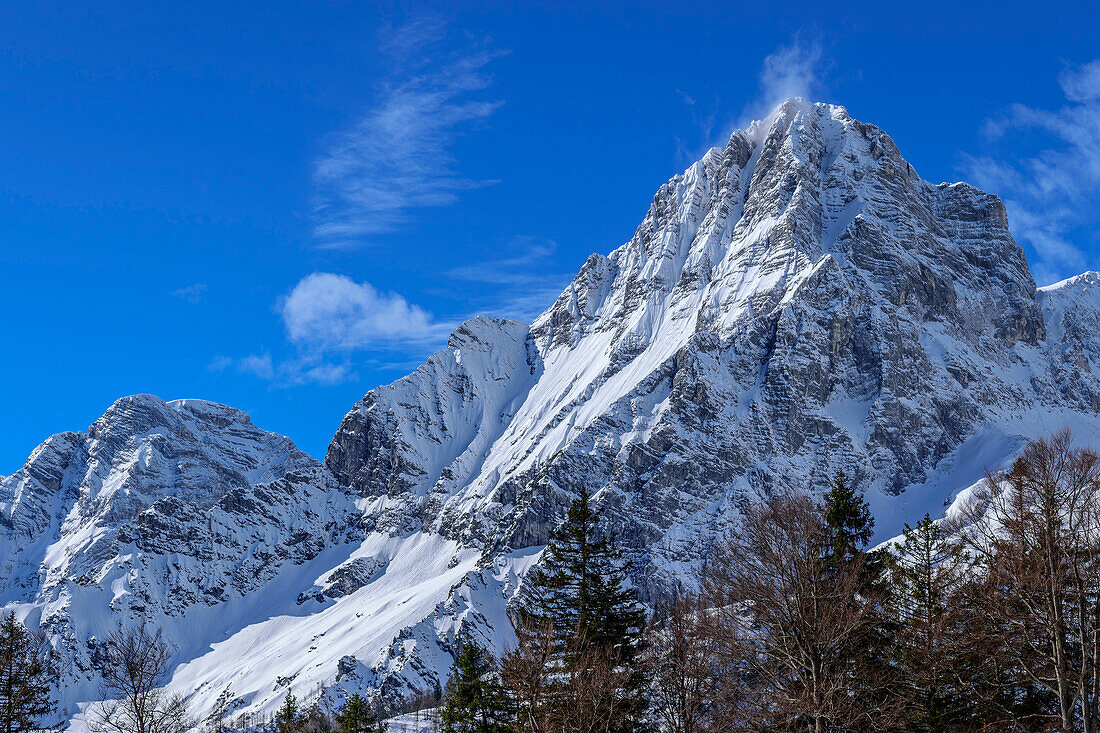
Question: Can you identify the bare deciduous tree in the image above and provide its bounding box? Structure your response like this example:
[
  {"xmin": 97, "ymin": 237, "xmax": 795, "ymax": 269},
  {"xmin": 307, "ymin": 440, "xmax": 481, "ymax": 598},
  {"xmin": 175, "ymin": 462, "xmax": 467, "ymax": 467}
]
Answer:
[
  {"xmin": 501, "ymin": 619, "xmax": 636, "ymax": 733},
  {"xmin": 552, "ymin": 643, "xmax": 633, "ymax": 733},
  {"xmin": 501, "ymin": 622, "xmax": 557, "ymax": 733},
  {"xmin": 92, "ymin": 622, "xmax": 191, "ymax": 733},
  {"xmin": 701, "ymin": 492, "xmax": 893, "ymax": 732},
  {"xmin": 953, "ymin": 429, "xmax": 1100, "ymax": 733},
  {"xmin": 645, "ymin": 595, "xmax": 719, "ymax": 733}
]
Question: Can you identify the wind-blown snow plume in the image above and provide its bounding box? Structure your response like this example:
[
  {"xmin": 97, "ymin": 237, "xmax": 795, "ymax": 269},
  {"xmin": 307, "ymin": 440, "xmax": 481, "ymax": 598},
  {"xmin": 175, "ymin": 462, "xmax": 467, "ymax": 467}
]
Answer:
[
  {"xmin": 759, "ymin": 39, "xmax": 824, "ymax": 107},
  {"xmin": 677, "ymin": 36, "xmax": 828, "ymax": 164},
  {"xmin": 741, "ymin": 37, "xmax": 827, "ymax": 124}
]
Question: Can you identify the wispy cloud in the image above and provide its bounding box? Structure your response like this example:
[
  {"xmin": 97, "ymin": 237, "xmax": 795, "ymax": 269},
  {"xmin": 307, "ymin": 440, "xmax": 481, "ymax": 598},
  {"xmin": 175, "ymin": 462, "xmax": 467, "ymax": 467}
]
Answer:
[
  {"xmin": 235, "ymin": 353, "xmax": 275, "ymax": 380},
  {"xmin": 445, "ymin": 236, "xmax": 570, "ymax": 320},
  {"xmin": 962, "ymin": 59, "xmax": 1100, "ymax": 285},
  {"xmin": 208, "ymin": 352, "xmax": 352, "ymax": 387},
  {"xmin": 311, "ymin": 18, "xmax": 505, "ymax": 247},
  {"xmin": 209, "ymin": 353, "xmax": 274, "ymax": 380},
  {"xmin": 171, "ymin": 283, "xmax": 207, "ymax": 303}
]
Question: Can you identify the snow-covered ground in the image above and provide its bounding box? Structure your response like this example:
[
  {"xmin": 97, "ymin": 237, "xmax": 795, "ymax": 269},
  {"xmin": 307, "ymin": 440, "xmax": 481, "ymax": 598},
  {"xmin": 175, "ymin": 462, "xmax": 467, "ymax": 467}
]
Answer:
[{"xmin": 385, "ymin": 710, "xmax": 438, "ymax": 732}]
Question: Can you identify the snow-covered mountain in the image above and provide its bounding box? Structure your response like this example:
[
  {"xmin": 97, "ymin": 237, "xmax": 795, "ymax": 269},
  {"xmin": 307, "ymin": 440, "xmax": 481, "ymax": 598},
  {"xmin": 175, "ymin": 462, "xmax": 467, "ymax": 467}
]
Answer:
[
  {"xmin": 3, "ymin": 99, "xmax": 1099, "ymax": 724},
  {"xmin": 0, "ymin": 396, "xmax": 366, "ymax": 713},
  {"xmin": 326, "ymin": 99, "xmax": 1100, "ymax": 592}
]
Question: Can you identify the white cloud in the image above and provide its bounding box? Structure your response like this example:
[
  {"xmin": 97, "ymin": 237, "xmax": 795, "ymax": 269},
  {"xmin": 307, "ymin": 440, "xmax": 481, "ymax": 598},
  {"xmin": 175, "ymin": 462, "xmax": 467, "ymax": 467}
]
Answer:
[
  {"xmin": 292, "ymin": 361, "xmax": 352, "ymax": 386},
  {"xmin": 208, "ymin": 271, "xmax": 451, "ymax": 387},
  {"xmin": 171, "ymin": 283, "xmax": 207, "ymax": 303},
  {"xmin": 209, "ymin": 353, "xmax": 274, "ymax": 381},
  {"xmin": 280, "ymin": 272, "xmax": 449, "ymax": 350},
  {"xmin": 210, "ymin": 272, "xmax": 457, "ymax": 388},
  {"xmin": 236, "ymin": 353, "xmax": 275, "ymax": 380},
  {"xmin": 311, "ymin": 18, "xmax": 504, "ymax": 247},
  {"xmin": 962, "ymin": 59, "xmax": 1100, "ymax": 284},
  {"xmin": 1061, "ymin": 59, "xmax": 1100, "ymax": 103}
]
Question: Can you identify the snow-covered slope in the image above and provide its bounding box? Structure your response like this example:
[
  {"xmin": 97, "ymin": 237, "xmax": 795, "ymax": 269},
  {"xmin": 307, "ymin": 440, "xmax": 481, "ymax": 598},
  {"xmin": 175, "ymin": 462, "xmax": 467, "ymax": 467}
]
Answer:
[
  {"xmin": 3, "ymin": 99, "xmax": 1100, "ymax": 725},
  {"xmin": 0, "ymin": 395, "xmax": 531, "ymax": 724},
  {"xmin": 0, "ymin": 395, "xmax": 365, "ymax": 717}
]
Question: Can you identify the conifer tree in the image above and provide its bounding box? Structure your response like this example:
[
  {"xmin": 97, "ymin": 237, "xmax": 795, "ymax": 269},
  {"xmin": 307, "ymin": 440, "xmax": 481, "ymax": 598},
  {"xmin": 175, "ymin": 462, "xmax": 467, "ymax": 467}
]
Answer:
[
  {"xmin": 439, "ymin": 635, "xmax": 509, "ymax": 733},
  {"xmin": 515, "ymin": 486, "xmax": 648, "ymax": 732},
  {"xmin": 821, "ymin": 473, "xmax": 899, "ymax": 727},
  {"xmin": 522, "ymin": 487, "xmax": 646, "ymax": 654},
  {"xmin": 274, "ymin": 692, "xmax": 302, "ymax": 733},
  {"xmin": 335, "ymin": 694, "xmax": 384, "ymax": 733},
  {"xmin": 890, "ymin": 514, "xmax": 972, "ymax": 731},
  {"xmin": 823, "ymin": 470, "xmax": 875, "ymax": 567},
  {"xmin": 0, "ymin": 613, "xmax": 54, "ymax": 733}
]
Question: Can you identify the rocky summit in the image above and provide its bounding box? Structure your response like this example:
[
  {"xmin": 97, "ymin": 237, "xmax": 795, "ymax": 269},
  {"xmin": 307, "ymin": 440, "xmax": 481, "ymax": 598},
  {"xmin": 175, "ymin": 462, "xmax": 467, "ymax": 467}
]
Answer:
[{"xmin": 2, "ymin": 99, "xmax": 1099, "ymax": 723}]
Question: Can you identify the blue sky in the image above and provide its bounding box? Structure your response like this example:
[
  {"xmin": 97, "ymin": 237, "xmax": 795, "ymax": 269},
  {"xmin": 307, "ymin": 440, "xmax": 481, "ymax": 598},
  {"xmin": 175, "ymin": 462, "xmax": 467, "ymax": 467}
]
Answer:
[{"xmin": 2, "ymin": 1, "xmax": 1100, "ymax": 470}]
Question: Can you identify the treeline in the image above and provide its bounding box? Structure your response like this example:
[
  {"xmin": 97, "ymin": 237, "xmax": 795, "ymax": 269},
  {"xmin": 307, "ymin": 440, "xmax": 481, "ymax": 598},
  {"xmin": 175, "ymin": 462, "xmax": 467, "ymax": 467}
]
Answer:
[
  {"xmin": 436, "ymin": 430, "xmax": 1100, "ymax": 732},
  {"xmin": 2, "ymin": 430, "xmax": 1099, "ymax": 732}
]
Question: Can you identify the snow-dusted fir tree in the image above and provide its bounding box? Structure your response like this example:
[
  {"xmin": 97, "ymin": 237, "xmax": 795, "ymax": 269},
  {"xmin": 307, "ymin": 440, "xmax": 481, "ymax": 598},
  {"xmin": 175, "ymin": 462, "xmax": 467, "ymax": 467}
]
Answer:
[{"xmin": 511, "ymin": 487, "xmax": 647, "ymax": 732}]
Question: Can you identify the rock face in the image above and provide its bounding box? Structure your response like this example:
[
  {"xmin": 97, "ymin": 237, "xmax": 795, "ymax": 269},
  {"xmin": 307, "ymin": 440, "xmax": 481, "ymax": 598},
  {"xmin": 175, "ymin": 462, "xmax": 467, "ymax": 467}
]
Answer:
[
  {"xmin": 2, "ymin": 99, "xmax": 1100, "ymax": 724},
  {"xmin": 325, "ymin": 100, "xmax": 1097, "ymax": 596}
]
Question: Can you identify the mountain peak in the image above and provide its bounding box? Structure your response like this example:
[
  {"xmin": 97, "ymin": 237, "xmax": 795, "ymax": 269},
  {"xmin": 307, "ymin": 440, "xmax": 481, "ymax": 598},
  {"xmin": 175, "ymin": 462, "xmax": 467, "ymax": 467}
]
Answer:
[
  {"xmin": 533, "ymin": 96, "xmax": 1039, "ymax": 359},
  {"xmin": 303, "ymin": 98, "xmax": 1100, "ymax": 714}
]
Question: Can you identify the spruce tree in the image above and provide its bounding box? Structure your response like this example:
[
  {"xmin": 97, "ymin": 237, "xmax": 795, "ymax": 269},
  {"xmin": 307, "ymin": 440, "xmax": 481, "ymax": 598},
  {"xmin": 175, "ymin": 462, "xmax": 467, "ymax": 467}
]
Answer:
[
  {"xmin": 891, "ymin": 514, "xmax": 971, "ymax": 731},
  {"xmin": 821, "ymin": 473, "xmax": 898, "ymax": 726},
  {"xmin": 517, "ymin": 486, "xmax": 648, "ymax": 732},
  {"xmin": 274, "ymin": 692, "xmax": 301, "ymax": 733},
  {"xmin": 823, "ymin": 470, "xmax": 875, "ymax": 567},
  {"xmin": 439, "ymin": 635, "xmax": 509, "ymax": 733},
  {"xmin": 335, "ymin": 694, "xmax": 383, "ymax": 733},
  {"xmin": 522, "ymin": 487, "xmax": 646, "ymax": 652},
  {"xmin": 0, "ymin": 613, "xmax": 54, "ymax": 733}
]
